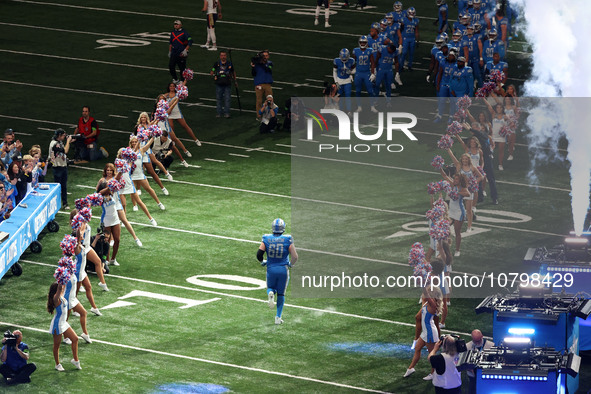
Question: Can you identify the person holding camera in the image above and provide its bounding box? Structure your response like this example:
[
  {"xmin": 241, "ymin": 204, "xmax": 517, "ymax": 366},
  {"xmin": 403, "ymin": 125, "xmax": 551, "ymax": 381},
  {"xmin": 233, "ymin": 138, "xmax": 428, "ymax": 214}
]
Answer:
[
  {"xmin": 49, "ymin": 129, "xmax": 72, "ymax": 209},
  {"xmin": 0, "ymin": 330, "xmax": 36, "ymax": 385},
  {"xmin": 251, "ymin": 50, "xmax": 273, "ymax": 119},
  {"xmin": 0, "ymin": 129, "xmax": 23, "ymax": 168},
  {"xmin": 211, "ymin": 50, "xmax": 236, "ymax": 118},
  {"xmin": 168, "ymin": 20, "xmax": 193, "ymax": 83},
  {"xmin": 428, "ymin": 335, "xmax": 462, "ymax": 394},
  {"xmin": 465, "ymin": 329, "xmax": 492, "ymax": 394},
  {"xmin": 73, "ymin": 106, "xmax": 108, "ymax": 163},
  {"xmin": 259, "ymin": 95, "xmax": 279, "ymax": 134},
  {"xmin": 152, "ymin": 132, "xmax": 175, "ymax": 170}
]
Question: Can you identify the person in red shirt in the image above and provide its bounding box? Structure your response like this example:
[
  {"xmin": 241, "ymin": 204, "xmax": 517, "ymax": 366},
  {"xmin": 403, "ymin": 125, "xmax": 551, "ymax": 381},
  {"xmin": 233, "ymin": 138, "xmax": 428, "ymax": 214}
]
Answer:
[{"xmin": 74, "ymin": 106, "xmax": 108, "ymax": 163}]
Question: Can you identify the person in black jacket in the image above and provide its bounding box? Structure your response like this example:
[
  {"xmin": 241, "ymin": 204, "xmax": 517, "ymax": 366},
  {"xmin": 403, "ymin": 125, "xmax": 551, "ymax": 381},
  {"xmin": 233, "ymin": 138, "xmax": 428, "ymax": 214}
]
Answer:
[{"xmin": 168, "ymin": 19, "xmax": 193, "ymax": 83}]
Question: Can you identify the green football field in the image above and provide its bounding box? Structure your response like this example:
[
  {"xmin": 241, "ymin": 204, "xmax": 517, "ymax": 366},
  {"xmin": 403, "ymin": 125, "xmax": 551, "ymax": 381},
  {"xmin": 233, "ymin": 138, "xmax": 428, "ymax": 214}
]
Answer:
[{"xmin": 0, "ymin": 0, "xmax": 589, "ymax": 392}]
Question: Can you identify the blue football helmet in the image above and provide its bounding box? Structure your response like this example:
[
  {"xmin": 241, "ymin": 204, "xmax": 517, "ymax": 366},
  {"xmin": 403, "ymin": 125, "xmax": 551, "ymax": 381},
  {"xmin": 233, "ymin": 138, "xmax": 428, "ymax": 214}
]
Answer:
[
  {"xmin": 488, "ymin": 28, "xmax": 498, "ymax": 40},
  {"xmin": 407, "ymin": 7, "xmax": 416, "ymax": 18},
  {"xmin": 435, "ymin": 34, "xmax": 445, "ymax": 49},
  {"xmin": 339, "ymin": 48, "xmax": 350, "ymax": 62},
  {"xmin": 453, "ymin": 29, "xmax": 463, "ymax": 40},
  {"xmin": 379, "ymin": 18, "xmax": 388, "ymax": 32},
  {"xmin": 385, "ymin": 12, "xmax": 394, "ymax": 25},
  {"xmin": 359, "ymin": 35, "xmax": 369, "ymax": 49},
  {"xmin": 370, "ymin": 22, "xmax": 380, "ymax": 32},
  {"xmin": 473, "ymin": 22, "xmax": 482, "ymax": 33},
  {"xmin": 441, "ymin": 32, "xmax": 449, "ymax": 42},
  {"xmin": 272, "ymin": 218, "xmax": 285, "ymax": 234},
  {"xmin": 473, "ymin": 0, "xmax": 481, "ymax": 9},
  {"xmin": 393, "ymin": 1, "xmax": 402, "ymax": 12},
  {"xmin": 460, "ymin": 12, "xmax": 471, "ymax": 25}
]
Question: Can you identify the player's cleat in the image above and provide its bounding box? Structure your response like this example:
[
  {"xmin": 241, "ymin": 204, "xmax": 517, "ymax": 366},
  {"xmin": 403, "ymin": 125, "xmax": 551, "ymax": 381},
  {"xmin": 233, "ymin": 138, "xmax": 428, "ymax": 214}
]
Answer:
[
  {"xmin": 98, "ymin": 282, "xmax": 110, "ymax": 291},
  {"xmin": 81, "ymin": 333, "xmax": 92, "ymax": 344},
  {"xmin": 275, "ymin": 316, "xmax": 284, "ymax": 325},
  {"xmin": 314, "ymin": 19, "xmax": 319, "ymax": 26},
  {"xmin": 100, "ymin": 147, "xmax": 109, "ymax": 158},
  {"xmin": 184, "ymin": 150, "xmax": 192, "ymax": 158},
  {"xmin": 63, "ymin": 337, "xmax": 72, "ymax": 345},
  {"xmin": 71, "ymin": 359, "xmax": 82, "ymax": 370},
  {"xmin": 150, "ymin": 218, "xmax": 158, "ymax": 227},
  {"xmin": 137, "ymin": 189, "xmax": 142, "ymax": 196},
  {"xmin": 439, "ymin": 322, "xmax": 446, "ymax": 328},
  {"xmin": 395, "ymin": 72, "xmax": 403, "ymax": 85},
  {"xmin": 135, "ymin": 238, "xmax": 143, "ymax": 247},
  {"xmin": 195, "ymin": 139, "xmax": 202, "ymax": 146},
  {"xmin": 162, "ymin": 187, "xmax": 169, "ymax": 196},
  {"xmin": 72, "ymin": 311, "xmax": 80, "ymax": 317},
  {"xmin": 90, "ymin": 308, "xmax": 102, "ymax": 316},
  {"xmin": 180, "ymin": 160, "xmax": 189, "ymax": 168},
  {"xmin": 403, "ymin": 368, "xmax": 415, "ymax": 377},
  {"xmin": 208, "ymin": 46, "xmax": 218, "ymax": 51},
  {"xmin": 423, "ymin": 373, "xmax": 433, "ymax": 381},
  {"xmin": 454, "ymin": 250, "xmax": 461, "ymax": 257},
  {"xmin": 55, "ymin": 363, "xmax": 65, "ymax": 372},
  {"xmin": 158, "ymin": 203, "xmax": 166, "ymax": 210},
  {"xmin": 110, "ymin": 259, "xmax": 120, "ymax": 266},
  {"xmin": 268, "ymin": 292, "xmax": 275, "ymax": 308},
  {"xmin": 132, "ymin": 205, "xmax": 138, "ymax": 211}
]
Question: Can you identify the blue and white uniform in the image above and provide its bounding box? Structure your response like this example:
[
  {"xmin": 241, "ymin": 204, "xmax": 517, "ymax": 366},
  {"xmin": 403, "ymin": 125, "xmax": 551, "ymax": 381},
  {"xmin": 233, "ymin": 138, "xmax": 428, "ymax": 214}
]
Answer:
[
  {"xmin": 101, "ymin": 194, "xmax": 121, "ymax": 227},
  {"xmin": 450, "ymin": 64, "xmax": 474, "ymax": 98},
  {"xmin": 491, "ymin": 116, "xmax": 505, "ymax": 143},
  {"xmin": 460, "ymin": 168, "xmax": 474, "ymax": 201},
  {"xmin": 482, "ymin": 39, "xmax": 504, "ymax": 63},
  {"xmin": 440, "ymin": 264, "xmax": 451, "ymax": 296},
  {"xmin": 64, "ymin": 274, "xmax": 79, "ymax": 310},
  {"xmin": 119, "ymin": 170, "xmax": 136, "ymax": 195},
  {"xmin": 399, "ymin": 15, "xmax": 419, "ymax": 72},
  {"xmin": 448, "ymin": 189, "xmax": 466, "ymax": 221},
  {"xmin": 462, "ymin": 34, "xmax": 483, "ymax": 87},
  {"xmin": 49, "ymin": 295, "xmax": 70, "ymax": 335},
  {"xmin": 469, "ymin": 151, "xmax": 481, "ymax": 168},
  {"xmin": 437, "ymin": 3, "xmax": 448, "ymax": 33},
  {"xmin": 420, "ymin": 302, "xmax": 438, "ymax": 343},
  {"xmin": 333, "ymin": 56, "xmax": 355, "ymax": 112},
  {"xmin": 75, "ymin": 250, "xmax": 87, "ymax": 282},
  {"xmin": 375, "ymin": 45, "xmax": 397, "ymax": 101},
  {"xmin": 437, "ymin": 57, "xmax": 456, "ymax": 117},
  {"xmin": 167, "ymin": 96, "xmax": 183, "ymax": 120},
  {"xmin": 352, "ymin": 47, "xmax": 375, "ymax": 104},
  {"xmin": 263, "ymin": 233, "xmax": 293, "ymax": 295},
  {"xmin": 130, "ymin": 151, "xmax": 146, "ymax": 181}
]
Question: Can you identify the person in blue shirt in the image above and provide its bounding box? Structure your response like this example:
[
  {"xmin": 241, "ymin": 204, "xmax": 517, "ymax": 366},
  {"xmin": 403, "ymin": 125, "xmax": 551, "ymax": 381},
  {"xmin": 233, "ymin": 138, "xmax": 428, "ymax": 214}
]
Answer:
[
  {"xmin": 374, "ymin": 44, "xmax": 400, "ymax": 105},
  {"xmin": 484, "ymin": 52, "xmax": 508, "ymax": 84},
  {"xmin": 480, "ymin": 29, "xmax": 505, "ymax": 67},
  {"xmin": 435, "ymin": 48, "xmax": 457, "ymax": 122},
  {"xmin": 168, "ymin": 19, "xmax": 193, "ymax": 83},
  {"xmin": 462, "ymin": 25, "xmax": 483, "ymax": 88},
  {"xmin": 452, "ymin": 13, "xmax": 470, "ymax": 37},
  {"xmin": 456, "ymin": 0, "xmax": 470, "ymax": 16},
  {"xmin": 450, "ymin": 56, "xmax": 474, "ymax": 100},
  {"xmin": 352, "ymin": 36, "xmax": 376, "ymax": 111},
  {"xmin": 384, "ymin": 14, "xmax": 403, "ymax": 50},
  {"xmin": 392, "ymin": 1, "xmax": 406, "ymax": 24},
  {"xmin": 333, "ymin": 48, "xmax": 356, "ymax": 113},
  {"xmin": 436, "ymin": 0, "xmax": 448, "ymax": 34},
  {"xmin": 257, "ymin": 218, "xmax": 298, "ymax": 325},
  {"xmin": 487, "ymin": 8, "xmax": 509, "ymax": 51},
  {"xmin": 0, "ymin": 330, "xmax": 36, "ymax": 385},
  {"xmin": 399, "ymin": 7, "xmax": 419, "ymax": 72},
  {"xmin": 427, "ymin": 35, "xmax": 446, "ymax": 84},
  {"xmin": 367, "ymin": 22, "xmax": 382, "ymax": 62},
  {"xmin": 448, "ymin": 30, "xmax": 463, "ymax": 53}
]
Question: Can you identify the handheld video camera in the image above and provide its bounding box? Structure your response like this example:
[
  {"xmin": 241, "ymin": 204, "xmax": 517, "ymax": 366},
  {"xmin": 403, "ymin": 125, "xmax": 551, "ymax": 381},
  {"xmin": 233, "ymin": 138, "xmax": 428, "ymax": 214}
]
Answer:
[
  {"xmin": 3, "ymin": 330, "xmax": 17, "ymax": 348},
  {"xmin": 251, "ymin": 51, "xmax": 265, "ymax": 64},
  {"xmin": 440, "ymin": 334, "xmax": 467, "ymax": 353}
]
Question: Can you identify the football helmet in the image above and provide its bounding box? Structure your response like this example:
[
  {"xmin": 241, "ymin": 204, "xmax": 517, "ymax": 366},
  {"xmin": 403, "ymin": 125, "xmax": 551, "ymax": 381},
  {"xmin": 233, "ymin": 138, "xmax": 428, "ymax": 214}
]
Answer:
[
  {"xmin": 393, "ymin": 1, "xmax": 403, "ymax": 12},
  {"xmin": 370, "ymin": 22, "xmax": 380, "ymax": 32},
  {"xmin": 460, "ymin": 12, "xmax": 471, "ymax": 25},
  {"xmin": 385, "ymin": 12, "xmax": 394, "ymax": 25},
  {"xmin": 473, "ymin": 0, "xmax": 481, "ymax": 9},
  {"xmin": 488, "ymin": 28, "xmax": 498, "ymax": 40},
  {"xmin": 435, "ymin": 34, "xmax": 445, "ymax": 49},
  {"xmin": 407, "ymin": 7, "xmax": 416, "ymax": 18},
  {"xmin": 453, "ymin": 29, "xmax": 463, "ymax": 40},
  {"xmin": 339, "ymin": 48, "xmax": 350, "ymax": 62},
  {"xmin": 436, "ymin": 0, "xmax": 446, "ymax": 5},
  {"xmin": 448, "ymin": 46, "xmax": 459, "ymax": 58},
  {"xmin": 379, "ymin": 18, "xmax": 388, "ymax": 32},
  {"xmin": 441, "ymin": 32, "xmax": 449, "ymax": 42},
  {"xmin": 473, "ymin": 22, "xmax": 482, "ymax": 33},
  {"xmin": 359, "ymin": 35, "xmax": 369, "ymax": 49},
  {"xmin": 272, "ymin": 218, "xmax": 285, "ymax": 234}
]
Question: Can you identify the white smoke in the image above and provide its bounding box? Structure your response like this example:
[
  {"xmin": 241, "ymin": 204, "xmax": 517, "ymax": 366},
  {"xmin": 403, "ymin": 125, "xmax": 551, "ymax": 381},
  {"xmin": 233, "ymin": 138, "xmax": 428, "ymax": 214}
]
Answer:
[{"xmin": 513, "ymin": 0, "xmax": 591, "ymax": 235}]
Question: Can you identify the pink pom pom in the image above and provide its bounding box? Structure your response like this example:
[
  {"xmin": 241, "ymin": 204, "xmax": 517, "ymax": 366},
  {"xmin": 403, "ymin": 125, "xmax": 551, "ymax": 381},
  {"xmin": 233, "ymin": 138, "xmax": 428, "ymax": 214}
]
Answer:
[
  {"xmin": 79, "ymin": 207, "xmax": 92, "ymax": 223},
  {"xmin": 408, "ymin": 242, "xmax": 425, "ymax": 267},
  {"xmin": 148, "ymin": 124, "xmax": 163, "ymax": 138},
  {"xmin": 60, "ymin": 234, "xmax": 78, "ymax": 256},
  {"xmin": 54, "ymin": 266, "xmax": 71, "ymax": 285},
  {"xmin": 136, "ymin": 127, "xmax": 150, "ymax": 142},
  {"xmin": 499, "ymin": 125, "xmax": 514, "ymax": 138},
  {"xmin": 453, "ymin": 109, "xmax": 467, "ymax": 122},
  {"xmin": 446, "ymin": 121, "xmax": 463, "ymax": 136},
  {"xmin": 427, "ymin": 182, "xmax": 438, "ymax": 195},
  {"xmin": 477, "ymin": 166, "xmax": 486, "ymax": 178},
  {"xmin": 182, "ymin": 68, "xmax": 194, "ymax": 81},
  {"xmin": 438, "ymin": 180, "xmax": 451, "ymax": 193},
  {"xmin": 107, "ymin": 178, "xmax": 124, "ymax": 193},
  {"xmin": 120, "ymin": 147, "xmax": 139, "ymax": 163},
  {"xmin": 58, "ymin": 256, "xmax": 76, "ymax": 274},
  {"xmin": 429, "ymin": 218, "xmax": 450, "ymax": 240},
  {"xmin": 176, "ymin": 85, "xmax": 189, "ymax": 101},
  {"xmin": 157, "ymin": 99, "xmax": 169, "ymax": 112},
  {"xmin": 448, "ymin": 189, "xmax": 459, "ymax": 201},
  {"xmin": 457, "ymin": 95, "xmax": 472, "ymax": 110},
  {"xmin": 431, "ymin": 155, "xmax": 445, "ymax": 170},
  {"xmin": 71, "ymin": 214, "xmax": 83, "ymax": 230},
  {"xmin": 86, "ymin": 193, "xmax": 104, "ymax": 207},
  {"xmin": 437, "ymin": 135, "xmax": 454, "ymax": 150},
  {"xmin": 434, "ymin": 197, "xmax": 447, "ymax": 209},
  {"xmin": 467, "ymin": 175, "xmax": 479, "ymax": 193},
  {"xmin": 75, "ymin": 198, "xmax": 91, "ymax": 211},
  {"xmin": 114, "ymin": 159, "xmax": 130, "ymax": 174},
  {"xmin": 426, "ymin": 205, "xmax": 445, "ymax": 221},
  {"xmin": 489, "ymin": 70, "xmax": 505, "ymax": 83}
]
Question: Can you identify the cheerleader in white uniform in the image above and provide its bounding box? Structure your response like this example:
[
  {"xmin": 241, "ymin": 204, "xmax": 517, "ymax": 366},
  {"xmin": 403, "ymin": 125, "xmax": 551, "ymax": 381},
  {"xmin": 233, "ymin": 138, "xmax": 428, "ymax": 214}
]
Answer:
[
  {"xmin": 100, "ymin": 163, "xmax": 142, "ymax": 247},
  {"xmin": 164, "ymin": 82, "xmax": 202, "ymax": 153},
  {"xmin": 446, "ymin": 149, "xmax": 484, "ymax": 233},
  {"xmin": 440, "ymin": 169, "xmax": 470, "ymax": 257},
  {"xmin": 484, "ymin": 99, "xmax": 508, "ymax": 171},
  {"xmin": 97, "ymin": 179, "xmax": 122, "ymax": 266},
  {"xmin": 48, "ymin": 282, "xmax": 81, "ymax": 371},
  {"xmin": 134, "ymin": 112, "xmax": 172, "ymax": 195},
  {"xmin": 129, "ymin": 136, "xmax": 161, "ymax": 226},
  {"xmin": 156, "ymin": 94, "xmax": 189, "ymax": 167},
  {"xmin": 503, "ymin": 95, "xmax": 519, "ymax": 161}
]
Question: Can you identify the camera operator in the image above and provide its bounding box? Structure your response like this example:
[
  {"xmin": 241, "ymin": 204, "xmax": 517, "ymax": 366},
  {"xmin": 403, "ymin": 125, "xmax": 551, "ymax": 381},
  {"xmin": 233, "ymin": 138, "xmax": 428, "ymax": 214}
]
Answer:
[
  {"xmin": 465, "ymin": 329, "xmax": 492, "ymax": 394},
  {"xmin": 1, "ymin": 330, "xmax": 36, "ymax": 385},
  {"xmin": 251, "ymin": 50, "xmax": 273, "ymax": 119},
  {"xmin": 259, "ymin": 95, "xmax": 279, "ymax": 134},
  {"xmin": 152, "ymin": 131, "xmax": 174, "ymax": 171},
  {"xmin": 428, "ymin": 335, "xmax": 462, "ymax": 394},
  {"xmin": 89, "ymin": 224, "xmax": 110, "ymax": 274},
  {"xmin": 0, "ymin": 129, "xmax": 23, "ymax": 168},
  {"xmin": 73, "ymin": 106, "xmax": 108, "ymax": 163},
  {"xmin": 48, "ymin": 129, "xmax": 72, "ymax": 209}
]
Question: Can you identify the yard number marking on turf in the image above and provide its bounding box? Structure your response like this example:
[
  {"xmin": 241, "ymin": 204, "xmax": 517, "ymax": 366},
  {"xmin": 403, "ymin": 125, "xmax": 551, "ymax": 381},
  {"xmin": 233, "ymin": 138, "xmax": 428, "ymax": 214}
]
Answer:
[{"xmin": 101, "ymin": 289, "xmax": 221, "ymax": 310}]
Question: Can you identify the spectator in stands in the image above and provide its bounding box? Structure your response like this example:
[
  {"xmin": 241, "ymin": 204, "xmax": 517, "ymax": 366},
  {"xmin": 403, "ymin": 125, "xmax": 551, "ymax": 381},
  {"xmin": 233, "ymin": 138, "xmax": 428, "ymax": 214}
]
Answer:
[
  {"xmin": 465, "ymin": 329, "xmax": 493, "ymax": 393},
  {"xmin": 28, "ymin": 146, "xmax": 48, "ymax": 183},
  {"xmin": 0, "ymin": 330, "xmax": 36, "ymax": 385},
  {"xmin": 73, "ymin": 106, "xmax": 108, "ymax": 163},
  {"xmin": 0, "ymin": 129, "xmax": 23, "ymax": 168},
  {"xmin": 251, "ymin": 50, "xmax": 273, "ymax": 119},
  {"xmin": 0, "ymin": 183, "xmax": 13, "ymax": 223},
  {"xmin": 259, "ymin": 95, "xmax": 279, "ymax": 134},
  {"xmin": 7, "ymin": 162, "xmax": 26, "ymax": 204},
  {"xmin": 48, "ymin": 129, "xmax": 72, "ymax": 209}
]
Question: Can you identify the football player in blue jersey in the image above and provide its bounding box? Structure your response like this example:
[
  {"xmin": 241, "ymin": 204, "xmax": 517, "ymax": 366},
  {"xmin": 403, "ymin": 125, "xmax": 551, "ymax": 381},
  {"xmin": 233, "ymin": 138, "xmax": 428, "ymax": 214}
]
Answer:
[
  {"xmin": 468, "ymin": 0, "xmax": 486, "ymax": 28},
  {"xmin": 333, "ymin": 48, "xmax": 356, "ymax": 113},
  {"xmin": 427, "ymin": 35, "xmax": 446, "ymax": 84},
  {"xmin": 399, "ymin": 7, "xmax": 419, "ymax": 72},
  {"xmin": 480, "ymin": 29, "xmax": 505, "ymax": 67},
  {"xmin": 374, "ymin": 44, "xmax": 400, "ymax": 105},
  {"xmin": 435, "ymin": 47, "xmax": 457, "ymax": 122},
  {"xmin": 352, "ymin": 36, "xmax": 376, "ymax": 112},
  {"xmin": 462, "ymin": 24, "xmax": 483, "ymax": 88},
  {"xmin": 450, "ymin": 56, "xmax": 474, "ymax": 100},
  {"xmin": 314, "ymin": 0, "xmax": 331, "ymax": 28},
  {"xmin": 452, "ymin": 12, "xmax": 470, "ymax": 37},
  {"xmin": 484, "ymin": 52, "xmax": 508, "ymax": 84},
  {"xmin": 487, "ymin": 8, "xmax": 509, "ymax": 48},
  {"xmin": 384, "ymin": 13, "xmax": 403, "ymax": 50},
  {"xmin": 472, "ymin": 21, "xmax": 485, "ymax": 42},
  {"xmin": 436, "ymin": 0, "xmax": 448, "ymax": 34},
  {"xmin": 449, "ymin": 29, "xmax": 463, "ymax": 53},
  {"xmin": 392, "ymin": 1, "xmax": 406, "ymax": 24},
  {"xmin": 457, "ymin": 0, "xmax": 470, "ymax": 16},
  {"xmin": 257, "ymin": 218, "xmax": 298, "ymax": 325}
]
